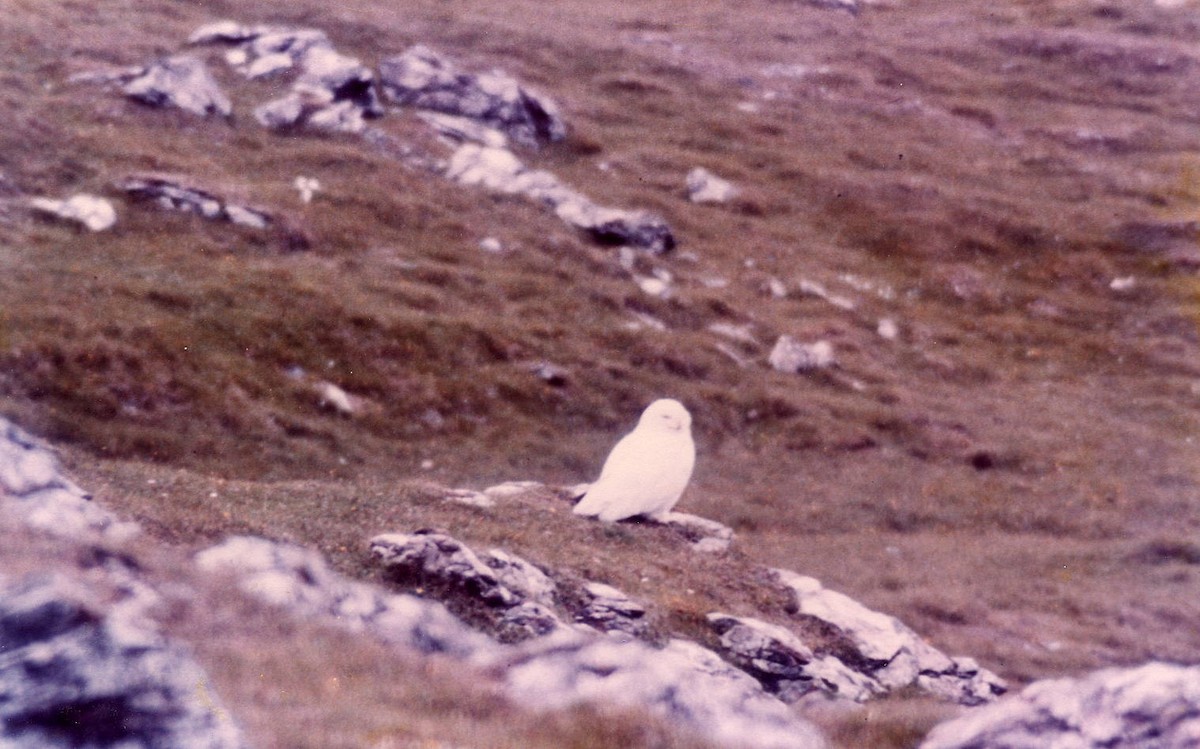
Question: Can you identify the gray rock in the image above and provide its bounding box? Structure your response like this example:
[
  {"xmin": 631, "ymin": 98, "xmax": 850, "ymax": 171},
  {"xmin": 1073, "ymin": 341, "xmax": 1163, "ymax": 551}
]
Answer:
[
  {"xmin": 445, "ymin": 143, "xmax": 675, "ymax": 253},
  {"xmin": 419, "ymin": 111, "xmax": 509, "ymax": 148},
  {"xmin": 577, "ymin": 581, "xmax": 648, "ymax": 635},
  {"xmin": 768, "ymin": 336, "xmax": 835, "ymax": 373},
  {"xmin": 0, "ymin": 573, "xmax": 248, "ymax": 749},
  {"xmin": 380, "ymin": 45, "xmax": 566, "ymax": 148},
  {"xmin": 921, "ymin": 662, "xmax": 1200, "ymax": 749},
  {"xmin": 773, "ymin": 569, "xmax": 1006, "ymax": 705},
  {"xmin": 116, "ymin": 175, "xmax": 272, "ymax": 229},
  {"xmin": 370, "ymin": 530, "xmax": 520, "ymax": 607},
  {"xmin": 481, "ymin": 548, "xmax": 558, "ymax": 607},
  {"xmin": 501, "ymin": 632, "xmax": 828, "ymax": 749},
  {"xmin": 122, "ymin": 55, "xmax": 232, "ymax": 118},
  {"xmin": 686, "ymin": 167, "xmax": 738, "ymax": 204},
  {"xmin": 708, "ymin": 612, "xmax": 880, "ymax": 703},
  {"xmin": 662, "ymin": 511, "xmax": 735, "ymax": 553},
  {"xmin": 0, "ymin": 418, "xmax": 137, "ymax": 542},
  {"xmin": 196, "ymin": 535, "xmax": 489, "ymax": 658},
  {"xmin": 28, "ymin": 194, "xmax": 117, "ymax": 232}
]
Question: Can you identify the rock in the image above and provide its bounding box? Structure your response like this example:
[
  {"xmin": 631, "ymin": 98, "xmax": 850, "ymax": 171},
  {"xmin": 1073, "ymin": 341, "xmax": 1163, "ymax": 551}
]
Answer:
[
  {"xmin": 0, "ymin": 573, "xmax": 248, "ymax": 749},
  {"xmin": 28, "ymin": 194, "xmax": 116, "ymax": 232},
  {"xmin": 921, "ymin": 662, "xmax": 1200, "ymax": 749},
  {"xmin": 0, "ymin": 418, "xmax": 137, "ymax": 542},
  {"xmin": 877, "ymin": 318, "xmax": 900, "ymax": 340},
  {"xmin": 445, "ymin": 143, "xmax": 675, "ymax": 253},
  {"xmin": 482, "ymin": 480, "xmax": 545, "ymax": 499},
  {"xmin": 370, "ymin": 530, "xmax": 522, "ymax": 607},
  {"xmin": 501, "ymin": 632, "xmax": 828, "ymax": 749},
  {"xmin": 122, "ymin": 55, "xmax": 232, "ymax": 117},
  {"xmin": 419, "ymin": 111, "xmax": 509, "ymax": 148},
  {"xmin": 686, "ymin": 167, "xmax": 739, "ymax": 204},
  {"xmin": 773, "ymin": 569, "xmax": 1006, "ymax": 705},
  {"xmin": 442, "ymin": 488, "xmax": 496, "ymax": 509},
  {"xmin": 769, "ymin": 336, "xmax": 835, "ymax": 373},
  {"xmin": 482, "ymin": 548, "xmax": 558, "ymax": 607},
  {"xmin": 315, "ymin": 381, "xmax": 356, "ymax": 415},
  {"xmin": 380, "ymin": 45, "xmax": 566, "ymax": 148},
  {"xmin": 662, "ymin": 511, "xmax": 736, "ymax": 553},
  {"xmin": 708, "ymin": 612, "xmax": 880, "ymax": 703},
  {"xmin": 576, "ymin": 582, "xmax": 648, "ymax": 635},
  {"xmin": 116, "ymin": 175, "xmax": 273, "ymax": 229},
  {"xmin": 294, "ymin": 175, "xmax": 320, "ymax": 203},
  {"xmin": 196, "ymin": 536, "xmax": 490, "ymax": 658}
]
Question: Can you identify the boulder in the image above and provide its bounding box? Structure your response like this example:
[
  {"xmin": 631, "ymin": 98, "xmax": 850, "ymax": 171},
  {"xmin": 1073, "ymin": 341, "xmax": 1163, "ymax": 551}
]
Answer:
[
  {"xmin": 28, "ymin": 194, "xmax": 116, "ymax": 232},
  {"xmin": 380, "ymin": 45, "xmax": 567, "ymax": 148},
  {"xmin": 196, "ymin": 536, "xmax": 490, "ymax": 658},
  {"xmin": 0, "ymin": 418, "xmax": 137, "ymax": 542},
  {"xmin": 686, "ymin": 167, "xmax": 739, "ymax": 204},
  {"xmin": 576, "ymin": 581, "xmax": 649, "ymax": 635},
  {"xmin": 502, "ymin": 632, "xmax": 828, "ymax": 749},
  {"xmin": 773, "ymin": 569, "xmax": 1006, "ymax": 705},
  {"xmin": 921, "ymin": 662, "xmax": 1200, "ymax": 749},
  {"xmin": 122, "ymin": 55, "xmax": 232, "ymax": 118},
  {"xmin": 662, "ymin": 511, "xmax": 736, "ymax": 553},
  {"xmin": 0, "ymin": 573, "xmax": 248, "ymax": 749}
]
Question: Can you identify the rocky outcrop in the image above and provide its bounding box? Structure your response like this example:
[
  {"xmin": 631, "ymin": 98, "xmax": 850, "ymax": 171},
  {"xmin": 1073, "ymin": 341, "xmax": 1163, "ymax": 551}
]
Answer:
[
  {"xmin": 502, "ymin": 633, "xmax": 828, "ymax": 749},
  {"xmin": 0, "ymin": 418, "xmax": 136, "ymax": 542},
  {"xmin": 921, "ymin": 662, "xmax": 1200, "ymax": 749},
  {"xmin": 380, "ymin": 45, "xmax": 566, "ymax": 149},
  {"xmin": 122, "ymin": 55, "xmax": 232, "ymax": 118},
  {"xmin": 115, "ymin": 175, "xmax": 273, "ymax": 230},
  {"xmin": 769, "ymin": 336, "xmax": 836, "ymax": 373},
  {"xmin": 0, "ymin": 573, "xmax": 247, "ymax": 749},
  {"xmin": 195, "ymin": 535, "xmax": 490, "ymax": 658},
  {"xmin": 446, "ymin": 143, "xmax": 675, "ymax": 253},
  {"xmin": 28, "ymin": 194, "xmax": 117, "ymax": 232},
  {"xmin": 773, "ymin": 570, "xmax": 1006, "ymax": 705}
]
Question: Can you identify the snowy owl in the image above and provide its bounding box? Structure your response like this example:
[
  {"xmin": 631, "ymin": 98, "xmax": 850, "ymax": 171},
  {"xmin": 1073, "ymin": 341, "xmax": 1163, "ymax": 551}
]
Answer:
[{"xmin": 573, "ymin": 399, "xmax": 695, "ymax": 522}]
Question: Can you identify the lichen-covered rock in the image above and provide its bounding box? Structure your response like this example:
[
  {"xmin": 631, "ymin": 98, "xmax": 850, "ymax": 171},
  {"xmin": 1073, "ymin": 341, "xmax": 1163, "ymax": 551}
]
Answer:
[
  {"xmin": 501, "ymin": 632, "xmax": 828, "ymax": 749},
  {"xmin": 380, "ymin": 45, "xmax": 566, "ymax": 148},
  {"xmin": 116, "ymin": 175, "xmax": 273, "ymax": 229},
  {"xmin": 28, "ymin": 194, "xmax": 117, "ymax": 232},
  {"xmin": 662, "ymin": 511, "xmax": 736, "ymax": 553},
  {"xmin": 0, "ymin": 573, "xmax": 248, "ymax": 749},
  {"xmin": 773, "ymin": 569, "xmax": 1006, "ymax": 705},
  {"xmin": 708, "ymin": 612, "xmax": 880, "ymax": 703},
  {"xmin": 0, "ymin": 418, "xmax": 136, "ymax": 542},
  {"xmin": 921, "ymin": 662, "xmax": 1200, "ymax": 749},
  {"xmin": 196, "ymin": 535, "xmax": 490, "ymax": 658},
  {"xmin": 122, "ymin": 55, "xmax": 232, "ymax": 117},
  {"xmin": 445, "ymin": 143, "xmax": 675, "ymax": 253},
  {"xmin": 370, "ymin": 530, "xmax": 522, "ymax": 607}
]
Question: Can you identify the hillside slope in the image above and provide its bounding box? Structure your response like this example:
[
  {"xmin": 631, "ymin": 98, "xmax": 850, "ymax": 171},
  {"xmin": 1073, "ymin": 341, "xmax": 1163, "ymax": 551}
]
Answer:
[{"xmin": 3, "ymin": 0, "xmax": 1200, "ymax": 746}]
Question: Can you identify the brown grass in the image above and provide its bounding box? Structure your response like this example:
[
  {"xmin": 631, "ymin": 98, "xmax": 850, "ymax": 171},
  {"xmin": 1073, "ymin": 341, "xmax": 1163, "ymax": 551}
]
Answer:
[{"xmin": 4, "ymin": 0, "xmax": 1200, "ymax": 746}]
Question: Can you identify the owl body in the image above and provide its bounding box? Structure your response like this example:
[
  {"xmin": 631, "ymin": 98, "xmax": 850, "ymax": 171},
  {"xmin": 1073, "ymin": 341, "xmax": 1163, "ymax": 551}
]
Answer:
[{"xmin": 573, "ymin": 399, "xmax": 695, "ymax": 522}]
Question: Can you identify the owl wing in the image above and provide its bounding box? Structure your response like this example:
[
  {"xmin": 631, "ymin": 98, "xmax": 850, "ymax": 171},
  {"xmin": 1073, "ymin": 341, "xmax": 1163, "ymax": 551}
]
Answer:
[{"xmin": 573, "ymin": 429, "xmax": 693, "ymax": 521}]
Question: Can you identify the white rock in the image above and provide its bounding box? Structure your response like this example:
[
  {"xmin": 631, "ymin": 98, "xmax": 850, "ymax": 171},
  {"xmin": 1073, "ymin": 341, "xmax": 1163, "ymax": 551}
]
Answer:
[
  {"xmin": 29, "ymin": 194, "xmax": 117, "ymax": 232},
  {"xmin": 245, "ymin": 52, "xmax": 293, "ymax": 79},
  {"xmin": 315, "ymin": 381, "xmax": 355, "ymax": 415},
  {"xmin": 123, "ymin": 55, "xmax": 232, "ymax": 117},
  {"xmin": 686, "ymin": 167, "xmax": 739, "ymax": 204},
  {"xmin": 769, "ymin": 336, "xmax": 835, "ymax": 372},
  {"xmin": 1110, "ymin": 276, "xmax": 1137, "ymax": 292},
  {"xmin": 294, "ymin": 176, "xmax": 320, "ymax": 204},
  {"xmin": 478, "ymin": 236, "xmax": 504, "ymax": 253},
  {"xmin": 877, "ymin": 318, "xmax": 899, "ymax": 340}
]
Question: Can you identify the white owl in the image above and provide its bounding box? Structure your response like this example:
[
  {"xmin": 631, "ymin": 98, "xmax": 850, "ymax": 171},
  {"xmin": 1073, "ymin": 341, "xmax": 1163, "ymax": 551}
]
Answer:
[{"xmin": 573, "ymin": 399, "xmax": 696, "ymax": 522}]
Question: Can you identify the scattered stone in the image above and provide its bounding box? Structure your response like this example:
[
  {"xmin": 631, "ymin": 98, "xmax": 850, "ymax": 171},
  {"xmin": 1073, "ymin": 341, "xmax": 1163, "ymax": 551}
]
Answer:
[
  {"xmin": 315, "ymin": 381, "xmax": 356, "ymax": 415},
  {"xmin": 686, "ymin": 167, "xmax": 739, "ymax": 204},
  {"xmin": 708, "ymin": 322, "xmax": 760, "ymax": 346},
  {"xmin": 122, "ymin": 55, "xmax": 232, "ymax": 117},
  {"xmin": 482, "ymin": 480, "xmax": 545, "ymax": 499},
  {"xmin": 380, "ymin": 45, "xmax": 567, "ymax": 148},
  {"xmin": 662, "ymin": 511, "xmax": 736, "ymax": 553},
  {"xmin": 1109, "ymin": 276, "xmax": 1137, "ymax": 292},
  {"xmin": 196, "ymin": 536, "xmax": 490, "ymax": 658},
  {"xmin": 294, "ymin": 175, "xmax": 320, "ymax": 203},
  {"xmin": 0, "ymin": 573, "xmax": 248, "ymax": 749},
  {"xmin": 501, "ymin": 632, "xmax": 828, "ymax": 749},
  {"xmin": 530, "ymin": 361, "xmax": 569, "ymax": 387},
  {"xmin": 0, "ymin": 418, "xmax": 137, "ymax": 542},
  {"xmin": 769, "ymin": 336, "xmax": 836, "ymax": 373},
  {"xmin": 921, "ymin": 662, "xmax": 1200, "ymax": 749},
  {"xmin": 767, "ymin": 277, "xmax": 789, "ymax": 299},
  {"xmin": 877, "ymin": 318, "xmax": 900, "ymax": 340},
  {"xmin": 636, "ymin": 275, "xmax": 671, "ymax": 297},
  {"xmin": 116, "ymin": 175, "xmax": 273, "ymax": 229},
  {"xmin": 443, "ymin": 488, "xmax": 496, "ymax": 509},
  {"xmin": 445, "ymin": 143, "xmax": 675, "ymax": 253},
  {"xmin": 28, "ymin": 194, "xmax": 116, "ymax": 232},
  {"xmin": 773, "ymin": 569, "xmax": 1006, "ymax": 705},
  {"xmin": 708, "ymin": 612, "xmax": 880, "ymax": 703}
]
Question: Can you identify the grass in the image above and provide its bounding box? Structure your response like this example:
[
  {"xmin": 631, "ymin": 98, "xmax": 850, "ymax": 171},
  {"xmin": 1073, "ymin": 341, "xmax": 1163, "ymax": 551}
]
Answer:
[{"xmin": 4, "ymin": 0, "xmax": 1200, "ymax": 747}]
